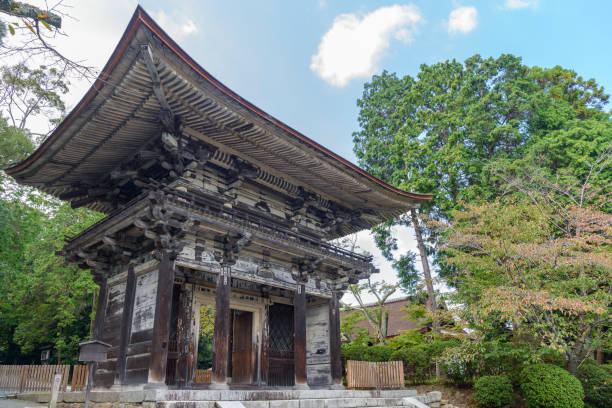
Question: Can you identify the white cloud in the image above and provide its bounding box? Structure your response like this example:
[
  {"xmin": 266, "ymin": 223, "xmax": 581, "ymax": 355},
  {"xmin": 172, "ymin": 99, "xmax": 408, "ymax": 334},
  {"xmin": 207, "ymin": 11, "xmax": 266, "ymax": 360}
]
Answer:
[
  {"xmin": 448, "ymin": 6, "xmax": 478, "ymax": 34},
  {"xmin": 310, "ymin": 4, "xmax": 422, "ymax": 87},
  {"xmin": 152, "ymin": 10, "xmax": 199, "ymax": 40},
  {"xmin": 503, "ymin": 0, "xmax": 536, "ymax": 9}
]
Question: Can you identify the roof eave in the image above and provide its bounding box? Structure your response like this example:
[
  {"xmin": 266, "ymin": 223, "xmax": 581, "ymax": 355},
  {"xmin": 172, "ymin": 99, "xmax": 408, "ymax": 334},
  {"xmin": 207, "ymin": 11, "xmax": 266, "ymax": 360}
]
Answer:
[{"xmin": 5, "ymin": 5, "xmax": 433, "ymax": 206}]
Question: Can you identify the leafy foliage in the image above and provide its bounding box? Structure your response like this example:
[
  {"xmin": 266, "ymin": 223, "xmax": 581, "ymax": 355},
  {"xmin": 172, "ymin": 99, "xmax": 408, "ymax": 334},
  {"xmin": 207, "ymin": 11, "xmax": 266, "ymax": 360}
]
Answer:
[
  {"xmin": 520, "ymin": 364, "xmax": 584, "ymax": 408},
  {"xmin": 577, "ymin": 361, "xmax": 612, "ymax": 408},
  {"xmin": 474, "ymin": 375, "xmax": 514, "ymax": 408},
  {"xmin": 0, "ymin": 194, "xmax": 101, "ymax": 363},
  {"xmin": 353, "ymin": 53, "xmax": 612, "ymax": 289}
]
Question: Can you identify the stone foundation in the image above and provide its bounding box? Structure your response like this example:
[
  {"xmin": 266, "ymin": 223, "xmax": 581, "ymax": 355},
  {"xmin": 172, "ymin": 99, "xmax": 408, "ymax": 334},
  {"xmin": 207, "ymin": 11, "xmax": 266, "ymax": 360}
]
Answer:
[{"xmin": 14, "ymin": 389, "xmax": 443, "ymax": 408}]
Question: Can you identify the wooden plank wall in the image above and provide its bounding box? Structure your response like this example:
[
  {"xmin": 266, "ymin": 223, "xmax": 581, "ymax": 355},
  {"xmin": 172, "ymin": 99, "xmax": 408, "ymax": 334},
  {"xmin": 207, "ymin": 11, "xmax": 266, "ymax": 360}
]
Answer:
[
  {"xmin": 0, "ymin": 365, "xmax": 70, "ymax": 392},
  {"xmin": 124, "ymin": 268, "xmax": 158, "ymax": 384},
  {"xmin": 305, "ymin": 301, "xmax": 331, "ymax": 386},
  {"xmin": 95, "ymin": 280, "xmax": 126, "ymax": 387},
  {"xmin": 346, "ymin": 360, "xmax": 404, "ymax": 389}
]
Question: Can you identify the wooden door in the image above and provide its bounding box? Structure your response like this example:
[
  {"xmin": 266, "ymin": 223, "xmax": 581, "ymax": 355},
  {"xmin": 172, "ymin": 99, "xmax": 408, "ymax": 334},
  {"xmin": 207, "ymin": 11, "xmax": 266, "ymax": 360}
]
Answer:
[
  {"xmin": 267, "ymin": 303, "xmax": 295, "ymax": 386},
  {"xmin": 231, "ymin": 310, "xmax": 254, "ymax": 384}
]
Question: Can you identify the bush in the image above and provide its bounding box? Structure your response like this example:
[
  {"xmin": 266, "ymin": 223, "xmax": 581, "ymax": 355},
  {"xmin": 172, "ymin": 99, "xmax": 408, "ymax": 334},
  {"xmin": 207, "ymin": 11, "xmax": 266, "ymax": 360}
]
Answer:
[
  {"xmin": 474, "ymin": 375, "xmax": 514, "ymax": 408},
  {"xmin": 391, "ymin": 344, "xmax": 431, "ymax": 384},
  {"xmin": 341, "ymin": 343, "xmax": 394, "ymax": 363},
  {"xmin": 577, "ymin": 362, "xmax": 612, "ymax": 408},
  {"xmin": 520, "ymin": 364, "xmax": 584, "ymax": 408},
  {"xmin": 391, "ymin": 340, "xmax": 458, "ymax": 384}
]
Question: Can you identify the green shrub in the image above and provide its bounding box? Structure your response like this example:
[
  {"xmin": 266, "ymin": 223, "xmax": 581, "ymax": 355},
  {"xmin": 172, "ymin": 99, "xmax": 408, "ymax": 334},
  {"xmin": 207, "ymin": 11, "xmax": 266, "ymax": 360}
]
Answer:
[
  {"xmin": 577, "ymin": 362, "xmax": 612, "ymax": 408},
  {"xmin": 391, "ymin": 344, "xmax": 431, "ymax": 384},
  {"xmin": 536, "ymin": 347, "xmax": 567, "ymax": 367},
  {"xmin": 520, "ymin": 364, "xmax": 584, "ymax": 408},
  {"xmin": 474, "ymin": 375, "xmax": 514, "ymax": 408},
  {"xmin": 390, "ymin": 340, "xmax": 458, "ymax": 384},
  {"xmin": 341, "ymin": 342, "xmax": 394, "ymax": 363}
]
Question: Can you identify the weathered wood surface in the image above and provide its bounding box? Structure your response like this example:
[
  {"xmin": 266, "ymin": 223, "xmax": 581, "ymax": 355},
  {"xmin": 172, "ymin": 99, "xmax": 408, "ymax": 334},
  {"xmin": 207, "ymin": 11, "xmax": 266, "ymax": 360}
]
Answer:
[
  {"xmin": 71, "ymin": 365, "xmax": 88, "ymax": 391},
  {"xmin": 194, "ymin": 369, "xmax": 211, "ymax": 383},
  {"xmin": 212, "ymin": 266, "xmax": 231, "ymax": 385},
  {"xmin": 346, "ymin": 361, "xmax": 404, "ymax": 390},
  {"xmin": 175, "ymin": 284, "xmax": 194, "ymax": 387},
  {"xmin": 125, "ymin": 268, "xmax": 157, "ymax": 385},
  {"xmin": 0, "ymin": 365, "xmax": 69, "ymax": 392},
  {"xmin": 328, "ymin": 291, "xmax": 342, "ymax": 386},
  {"xmin": 149, "ymin": 251, "xmax": 175, "ymax": 384},
  {"xmin": 294, "ymin": 283, "xmax": 307, "ymax": 387},
  {"xmin": 116, "ymin": 264, "xmax": 136, "ymax": 385},
  {"xmin": 306, "ymin": 300, "xmax": 331, "ymax": 386}
]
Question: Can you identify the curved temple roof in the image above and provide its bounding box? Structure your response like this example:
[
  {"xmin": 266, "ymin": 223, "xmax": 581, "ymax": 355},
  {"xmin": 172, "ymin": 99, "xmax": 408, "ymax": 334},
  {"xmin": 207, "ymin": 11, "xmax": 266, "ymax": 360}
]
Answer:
[{"xmin": 5, "ymin": 6, "xmax": 432, "ymax": 222}]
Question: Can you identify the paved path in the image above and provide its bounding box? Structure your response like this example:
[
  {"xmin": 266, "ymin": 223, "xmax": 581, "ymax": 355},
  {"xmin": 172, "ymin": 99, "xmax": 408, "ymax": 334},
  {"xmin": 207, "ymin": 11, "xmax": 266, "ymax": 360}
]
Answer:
[{"xmin": 0, "ymin": 397, "xmax": 45, "ymax": 408}]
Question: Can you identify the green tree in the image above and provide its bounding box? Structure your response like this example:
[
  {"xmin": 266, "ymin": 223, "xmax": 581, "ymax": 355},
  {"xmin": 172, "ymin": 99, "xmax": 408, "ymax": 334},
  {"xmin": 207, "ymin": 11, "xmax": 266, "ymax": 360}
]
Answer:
[
  {"xmin": 441, "ymin": 154, "xmax": 612, "ymax": 374},
  {"xmin": 353, "ymin": 54, "xmax": 611, "ymax": 316}
]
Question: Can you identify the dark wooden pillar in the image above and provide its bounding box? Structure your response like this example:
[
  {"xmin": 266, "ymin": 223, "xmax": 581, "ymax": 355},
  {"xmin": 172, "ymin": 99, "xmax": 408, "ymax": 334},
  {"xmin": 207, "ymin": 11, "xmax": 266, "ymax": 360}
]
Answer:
[
  {"xmin": 93, "ymin": 274, "xmax": 108, "ymax": 341},
  {"xmin": 260, "ymin": 303, "xmax": 269, "ymax": 385},
  {"xmin": 329, "ymin": 290, "xmax": 343, "ymax": 388},
  {"xmin": 91, "ymin": 273, "xmax": 108, "ymax": 389},
  {"xmin": 212, "ymin": 265, "xmax": 231, "ymax": 389},
  {"xmin": 147, "ymin": 250, "xmax": 176, "ymax": 387},
  {"xmin": 294, "ymin": 282, "xmax": 308, "ymax": 389},
  {"xmin": 115, "ymin": 264, "xmax": 136, "ymax": 386},
  {"xmin": 176, "ymin": 283, "xmax": 194, "ymax": 388}
]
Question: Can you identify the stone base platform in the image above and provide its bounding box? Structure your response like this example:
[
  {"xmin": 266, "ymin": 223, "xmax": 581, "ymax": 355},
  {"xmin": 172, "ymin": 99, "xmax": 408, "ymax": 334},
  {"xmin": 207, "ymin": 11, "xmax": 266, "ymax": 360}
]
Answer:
[{"xmin": 15, "ymin": 389, "xmax": 443, "ymax": 408}]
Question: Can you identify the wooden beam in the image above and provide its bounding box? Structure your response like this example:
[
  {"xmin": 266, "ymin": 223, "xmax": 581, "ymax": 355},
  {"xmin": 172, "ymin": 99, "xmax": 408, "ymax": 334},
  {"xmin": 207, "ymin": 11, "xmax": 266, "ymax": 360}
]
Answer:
[{"xmin": 148, "ymin": 250, "xmax": 176, "ymax": 386}]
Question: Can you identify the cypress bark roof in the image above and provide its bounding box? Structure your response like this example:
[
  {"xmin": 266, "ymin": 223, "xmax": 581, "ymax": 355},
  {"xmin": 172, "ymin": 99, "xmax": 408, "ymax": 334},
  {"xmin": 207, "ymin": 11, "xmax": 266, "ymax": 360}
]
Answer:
[{"xmin": 5, "ymin": 6, "xmax": 432, "ymax": 224}]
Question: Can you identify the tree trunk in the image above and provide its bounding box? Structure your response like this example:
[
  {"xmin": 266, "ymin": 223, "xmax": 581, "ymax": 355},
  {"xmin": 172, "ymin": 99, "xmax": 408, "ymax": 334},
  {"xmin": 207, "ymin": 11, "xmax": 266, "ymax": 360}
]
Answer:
[
  {"xmin": 410, "ymin": 208, "xmax": 439, "ymax": 378},
  {"xmin": 410, "ymin": 209, "xmax": 436, "ymax": 314}
]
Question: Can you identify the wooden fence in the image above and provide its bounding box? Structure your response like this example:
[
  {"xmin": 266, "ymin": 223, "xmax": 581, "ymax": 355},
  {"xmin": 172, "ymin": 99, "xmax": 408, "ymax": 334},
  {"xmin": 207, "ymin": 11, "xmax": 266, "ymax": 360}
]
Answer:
[
  {"xmin": 346, "ymin": 360, "xmax": 404, "ymax": 389},
  {"xmin": 0, "ymin": 365, "xmax": 70, "ymax": 393},
  {"xmin": 194, "ymin": 369, "xmax": 212, "ymax": 383},
  {"xmin": 71, "ymin": 365, "xmax": 88, "ymax": 392}
]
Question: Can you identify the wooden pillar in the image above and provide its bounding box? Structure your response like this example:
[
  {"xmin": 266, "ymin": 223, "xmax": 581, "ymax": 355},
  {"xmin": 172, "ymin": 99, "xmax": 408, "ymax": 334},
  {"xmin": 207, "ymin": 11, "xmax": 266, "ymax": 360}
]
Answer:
[
  {"xmin": 147, "ymin": 250, "xmax": 176, "ymax": 387},
  {"xmin": 115, "ymin": 264, "xmax": 136, "ymax": 386},
  {"xmin": 176, "ymin": 284, "xmax": 194, "ymax": 388},
  {"xmin": 212, "ymin": 265, "xmax": 231, "ymax": 389},
  {"xmin": 294, "ymin": 282, "xmax": 308, "ymax": 389},
  {"xmin": 260, "ymin": 303, "xmax": 269, "ymax": 386},
  {"xmin": 93, "ymin": 274, "xmax": 108, "ymax": 341},
  {"xmin": 329, "ymin": 290, "xmax": 343, "ymax": 388},
  {"xmin": 91, "ymin": 273, "xmax": 108, "ymax": 389}
]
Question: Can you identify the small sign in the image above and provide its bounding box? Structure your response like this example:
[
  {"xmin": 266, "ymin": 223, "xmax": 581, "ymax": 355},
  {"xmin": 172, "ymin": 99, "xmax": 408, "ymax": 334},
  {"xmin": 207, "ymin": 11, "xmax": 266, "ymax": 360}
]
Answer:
[
  {"xmin": 78, "ymin": 340, "xmax": 111, "ymax": 362},
  {"xmin": 49, "ymin": 372, "xmax": 62, "ymax": 408}
]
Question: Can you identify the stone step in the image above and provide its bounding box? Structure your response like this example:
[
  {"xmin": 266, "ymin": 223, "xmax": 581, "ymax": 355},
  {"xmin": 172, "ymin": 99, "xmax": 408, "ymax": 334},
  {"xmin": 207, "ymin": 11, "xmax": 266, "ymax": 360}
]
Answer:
[
  {"xmin": 159, "ymin": 397, "xmax": 417, "ymax": 408},
  {"xmin": 152, "ymin": 390, "xmax": 418, "ymax": 402}
]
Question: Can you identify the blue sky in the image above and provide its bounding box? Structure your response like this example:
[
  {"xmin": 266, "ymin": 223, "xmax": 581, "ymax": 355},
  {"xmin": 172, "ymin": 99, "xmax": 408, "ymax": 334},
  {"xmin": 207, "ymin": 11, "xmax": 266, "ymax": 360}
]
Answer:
[
  {"xmin": 25, "ymin": 0, "xmax": 612, "ymax": 301},
  {"xmin": 129, "ymin": 0, "xmax": 612, "ymax": 164}
]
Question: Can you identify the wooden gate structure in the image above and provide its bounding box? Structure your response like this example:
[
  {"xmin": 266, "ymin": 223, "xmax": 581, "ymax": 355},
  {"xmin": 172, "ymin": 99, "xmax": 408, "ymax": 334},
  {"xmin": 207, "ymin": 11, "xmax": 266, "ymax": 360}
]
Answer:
[{"xmin": 4, "ymin": 6, "xmax": 431, "ymax": 391}]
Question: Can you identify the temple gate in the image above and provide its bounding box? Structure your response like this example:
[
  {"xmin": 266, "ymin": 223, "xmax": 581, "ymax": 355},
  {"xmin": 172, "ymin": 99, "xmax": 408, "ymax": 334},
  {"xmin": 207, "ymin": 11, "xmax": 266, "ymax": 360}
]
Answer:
[{"xmin": 5, "ymin": 6, "xmax": 432, "ymax": 391}]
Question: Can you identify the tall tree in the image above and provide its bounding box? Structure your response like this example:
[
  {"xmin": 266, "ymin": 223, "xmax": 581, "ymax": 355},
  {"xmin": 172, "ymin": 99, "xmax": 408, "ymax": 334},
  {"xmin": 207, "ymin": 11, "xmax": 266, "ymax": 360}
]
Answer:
[
  {"xmin": 440, "ymin": 151, "xmax": 611, "ymax": 373},
  {"xmin": 353, "ymin": 54, "xmax": 611, "ymax": 312}
]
